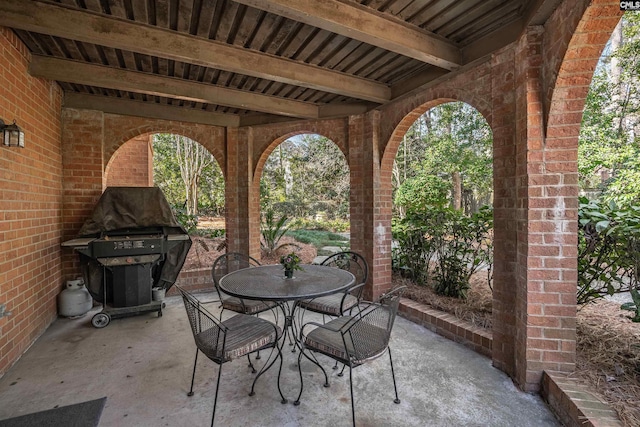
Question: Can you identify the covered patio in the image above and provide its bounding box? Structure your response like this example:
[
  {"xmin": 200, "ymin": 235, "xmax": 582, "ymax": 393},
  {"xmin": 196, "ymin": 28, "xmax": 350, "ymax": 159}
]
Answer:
[
  {"xmin": 0, "ymin": 293, "xmax": 558, "ymax": 426},
  {"xmin": 0, "ymin": 0, "xmax": 626, "ymax": 424}
]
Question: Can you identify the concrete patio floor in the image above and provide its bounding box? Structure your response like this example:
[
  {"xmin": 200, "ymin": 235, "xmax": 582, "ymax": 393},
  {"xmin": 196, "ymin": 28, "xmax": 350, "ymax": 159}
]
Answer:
[{"xmin": 0, "ymin": 292, "xmax": 560, "ymax": 426}]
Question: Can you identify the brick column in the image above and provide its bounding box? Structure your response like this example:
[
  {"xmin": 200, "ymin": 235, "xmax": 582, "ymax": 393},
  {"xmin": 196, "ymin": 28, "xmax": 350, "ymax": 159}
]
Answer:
[
  {"xmin": 349, "ymin": 111, "xmax": 392, "ymax": 301},
  {"xmin": 224, "ymin": 127, "xmax": 258, "ymax": 257},
  {"xmin": 491, "ymin": 46, "xmax": 518, "ymax": 378},
  {"xmin": 514, "ymin": 27, "xmax": 577, "ymax": 392}
]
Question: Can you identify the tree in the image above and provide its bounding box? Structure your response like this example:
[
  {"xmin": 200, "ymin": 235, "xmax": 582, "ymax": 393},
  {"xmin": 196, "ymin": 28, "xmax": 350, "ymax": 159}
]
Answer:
[
  {"xmin": 261, "ymin": 134, "xmax": 349, "ymax": 220},
  {"xmin": 579, "ymin": 14, "xmax": 640, "ymax": 206},
  {"xmin": 393, "ymin": 102, "xmax": 493, "ymax": 216},
  {"xmin": 153, "ymin": 134, "xmax": 224, "ymax": 216}
]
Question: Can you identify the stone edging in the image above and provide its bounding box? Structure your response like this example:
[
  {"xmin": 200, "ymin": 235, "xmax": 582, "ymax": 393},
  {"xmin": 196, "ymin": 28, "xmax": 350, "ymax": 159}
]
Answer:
[{"xmin": 398, "ymin": 298, "xmax": 623, "ymax": 427}]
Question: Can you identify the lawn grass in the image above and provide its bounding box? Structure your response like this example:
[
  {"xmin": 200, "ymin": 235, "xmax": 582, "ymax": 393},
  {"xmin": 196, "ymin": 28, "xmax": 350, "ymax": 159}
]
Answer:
[{"xmin": 287, "ymin": 229, "xmax": 349, "ymax": 254}]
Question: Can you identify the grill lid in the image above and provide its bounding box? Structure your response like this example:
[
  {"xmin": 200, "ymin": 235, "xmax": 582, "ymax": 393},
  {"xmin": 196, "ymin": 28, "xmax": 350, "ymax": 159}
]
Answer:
[{"xmin": 75, "ymin": 187, "xmax": 192, "ymax": 301}]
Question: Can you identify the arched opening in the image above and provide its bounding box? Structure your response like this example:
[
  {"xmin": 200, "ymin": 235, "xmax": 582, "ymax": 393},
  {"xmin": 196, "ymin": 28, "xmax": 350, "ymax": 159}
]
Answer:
[
  {"xmin": 104, "ymin": 132, "xmax": 226, "ymax": 274},
  {"xmin": 389, "ymin": 100, "xmax": 494, "ymax": 319},
  {"xmin": 256, "ymin": 132, "xmax": 350, "ymax": 264}
]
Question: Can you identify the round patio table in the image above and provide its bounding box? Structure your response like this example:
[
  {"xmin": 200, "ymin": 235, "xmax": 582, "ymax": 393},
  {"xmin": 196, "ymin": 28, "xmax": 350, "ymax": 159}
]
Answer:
[
  {"xmin": 219, "ymin": 264, "xmax": 355, "ymax": 302},
  {"xmin": 219, "ymin": 264, "xmax": 355, "ymax": 403}
]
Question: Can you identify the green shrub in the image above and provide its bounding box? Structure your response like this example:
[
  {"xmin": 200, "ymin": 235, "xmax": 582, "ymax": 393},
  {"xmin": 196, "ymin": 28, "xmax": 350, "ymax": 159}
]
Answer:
[
  {"xmin": 172, "ymin": 204, "xmax": 198, "ymax": 233},
  {"xmin": 578, "ymin": 197, "xmax": 640, "ymax": 304},
  {"xmin": 289, "ymin": 217, "xmax": 350, "ymax": 232},
  {"xmin": 392, "ymin": 206, "xmax": 493, "ymax": 299},
  {"xmin": 431, "ymin": 207, "xmax": 493, "ymax": 298}
]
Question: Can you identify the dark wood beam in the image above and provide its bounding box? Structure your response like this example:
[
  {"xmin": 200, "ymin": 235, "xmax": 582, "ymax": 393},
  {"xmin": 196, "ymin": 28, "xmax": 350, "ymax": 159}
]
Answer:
[
  {"xmin": 64, "ymin": 93, "xmax": 241, "ymax": 127},
  {"xmin": 0, "ymin": 0, "xmax": 390, "ymax": 103},
  {"xmin": 234, "ymin": 0, "xmax": 462, "ymax": 70},
  {"xmin": 30, "ymin": 56, "xmax": 319, "ymax": 118}
]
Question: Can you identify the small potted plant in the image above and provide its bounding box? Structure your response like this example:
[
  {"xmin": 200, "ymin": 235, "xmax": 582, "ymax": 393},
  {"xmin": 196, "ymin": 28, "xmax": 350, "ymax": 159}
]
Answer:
[{"xmin": 280, "ymin": 252, "xmax": 302, "ymax": 278}]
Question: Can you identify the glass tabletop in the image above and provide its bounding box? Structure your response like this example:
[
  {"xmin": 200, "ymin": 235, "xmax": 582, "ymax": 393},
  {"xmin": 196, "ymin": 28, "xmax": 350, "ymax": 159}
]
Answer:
[{"xmin": 219, "ymin": 264, "xmax": 355, "ymax": 301}]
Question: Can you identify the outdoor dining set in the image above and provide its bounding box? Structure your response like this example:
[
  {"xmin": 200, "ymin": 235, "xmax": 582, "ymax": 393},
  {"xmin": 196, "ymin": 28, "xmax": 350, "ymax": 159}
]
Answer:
[{"xmin": 176, "ymin": 251, "xmax": 406, "ymax": 427}]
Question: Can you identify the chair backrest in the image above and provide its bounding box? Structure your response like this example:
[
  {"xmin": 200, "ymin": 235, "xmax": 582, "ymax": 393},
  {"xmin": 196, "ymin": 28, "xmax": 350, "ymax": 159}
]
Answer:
[
  {"xmin": 211, "ymin": 252, "xmax": 261, "ymax": 297},
  {"xmin": 344, "ymin": 286, "xmax": 406, "ymax": 364},
  {"xmin": 176, "ymin": 286, "xmax": 226, "ymax": 361},
  {"xmin": 321, "ymin": 251, "xmax": 368, "ymax": 287}
]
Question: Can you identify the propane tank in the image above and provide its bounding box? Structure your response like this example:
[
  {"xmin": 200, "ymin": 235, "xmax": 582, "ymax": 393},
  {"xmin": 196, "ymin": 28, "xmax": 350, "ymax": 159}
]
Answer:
[{"xmin": 58, "ymin": 278, "xmax": 93, "ymax": 317}]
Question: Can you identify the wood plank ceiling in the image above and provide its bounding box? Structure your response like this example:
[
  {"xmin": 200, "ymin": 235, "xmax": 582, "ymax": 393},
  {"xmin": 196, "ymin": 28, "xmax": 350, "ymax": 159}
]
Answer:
[{"xmin": 0, "ymin": 0, "xmax": 563, "ymax": 127}]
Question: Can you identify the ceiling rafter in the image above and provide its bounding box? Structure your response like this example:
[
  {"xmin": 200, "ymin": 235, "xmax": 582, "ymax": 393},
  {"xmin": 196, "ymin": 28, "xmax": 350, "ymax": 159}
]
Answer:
[
  {"xmin": 29, "ymin": 56, "xmax": 320, "ymax": 118},
  {"xmin": 0, "ymin": 0, "xmax": 391, "ymax": 103},
  {"xmin": 64, "ymin": 92, "xmax": 242, "ymax": 127},
  {"xmin": 233, "ymin": 0, "xmax": 463, "ymax": 70}
]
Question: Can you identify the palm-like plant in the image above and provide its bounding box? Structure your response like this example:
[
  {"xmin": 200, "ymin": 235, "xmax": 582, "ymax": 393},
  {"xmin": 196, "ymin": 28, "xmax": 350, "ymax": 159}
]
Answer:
[{"xmin": 261, "ymin": 210, "xmax": 298, "ymax": 256}]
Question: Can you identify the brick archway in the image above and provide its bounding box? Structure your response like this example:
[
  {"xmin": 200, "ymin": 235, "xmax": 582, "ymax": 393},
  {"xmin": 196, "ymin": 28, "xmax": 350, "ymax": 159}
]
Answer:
[
  {"xmin": 104, "ymin": 131, "xmax": 225, "ymax": 190},
  {"xmin": 104, "ymin": 124, "xmax": 225, "ymax": 181},
  {"xmin": 250, "ymin": 131, "xmax": 350, "ymax": 258},
  {"xmin": 252, "ymin": 131, "xmax": 348, "ymax": 188}
]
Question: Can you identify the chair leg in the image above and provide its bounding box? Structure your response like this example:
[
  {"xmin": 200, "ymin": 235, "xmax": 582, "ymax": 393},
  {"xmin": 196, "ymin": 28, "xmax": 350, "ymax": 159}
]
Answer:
[
  {"xmin": 188, "ymin": 348, "xmax": 199, "ymax": 397},
  {"xmin": 211, "ymin": 362, "xmax": 224, "ymax": 427},
  {"xmin": 337, "ymin": 363, "xmax": 346, "ymax": 377},
  {"xmin": 348, "ymin": 365, "xmax": 356, "ymax": 427},
  {"xmin": 247, "ymin": 354, "xmax": 256, "ymax": 373},
  {"xmin": 388, "ymin": 348, "xmax": 401, "ymax": 404},
  {"xmin": 294, "ymin": 347, "xmax": 331, "ymax": 406}
]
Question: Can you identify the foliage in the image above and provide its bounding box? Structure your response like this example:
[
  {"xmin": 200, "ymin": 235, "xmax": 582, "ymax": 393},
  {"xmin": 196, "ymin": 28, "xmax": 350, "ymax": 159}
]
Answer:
[
  {"xmin": 261, "ymin": 134, "xmax": 349, "ymax": 220},
  {"xmin": 579, "ymin": 14, "xmax": 640, "ymax": 204},
  {"xmin": 286, "ymin": 229, "xmax": 349, "ymax": 252},
  {"xmin": 280, "ymin": 252, "xmax": 303, "ymax": 271},
  {"xmin": 192, "ymin": 228, "xmax": 226, "ymax": 238},
  {"xmin": 172, "ymin": 203, "xmax": 198, "ymax": 233},
  {"xmin": 578, "ymin": 197, "xmax": 640, "ymax": 304},
  {"xmin": 288, "ymin": 217, "xmax": 350, "ymax": 232},
  {"xmin": 431, "ymin": 206, "xmax": 493, "ymax": 298},
  {"xmin": 392, "ymin": 205, "xmax": 493, "ymax": 299},
  {"xmin": 153, "ymin": 133, "xmax": 224, "ymax": 216},
  {"xmin": 394, "ymin": 174, "xmax": 450, "ymax": 212},
  {"xmin": 621, "ymin": 288, "xmax": 640, "ymax": 322},
  {"xmin": 260, "ymin": 210, "xmax": 297, "ymax": 255},
  {"xmin": 393, "ymin": 102, "xmax": 493, "ymax": 216}
]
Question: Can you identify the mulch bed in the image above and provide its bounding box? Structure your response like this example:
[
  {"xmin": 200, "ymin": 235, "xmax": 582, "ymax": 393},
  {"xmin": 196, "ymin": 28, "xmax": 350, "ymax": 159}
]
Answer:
[{"xmin": 182, "ymin": 235, "xmax": 640, "ymax": 426}]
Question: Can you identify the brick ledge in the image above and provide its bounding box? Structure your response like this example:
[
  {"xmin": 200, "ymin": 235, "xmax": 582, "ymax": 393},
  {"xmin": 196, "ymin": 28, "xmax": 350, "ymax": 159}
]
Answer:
[
  {"xmin": 542, "ymin": 371, "xmax": 622, "ymax": 427},
  {"xmin": 399, "ymin": 298, "xmax": 492, "ymax": 357},
  {"xmin": 399, "ymin": 298, "xmax": 623, "ymax": 427}
]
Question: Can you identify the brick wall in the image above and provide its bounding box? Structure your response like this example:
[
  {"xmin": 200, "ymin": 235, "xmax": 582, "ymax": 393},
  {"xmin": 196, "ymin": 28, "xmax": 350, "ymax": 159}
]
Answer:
[
  {"xmin": 105, "ymin": 134, "xmax": 153, "ymax": 187},
  {"xmin": 0, "ymin": 28, "xmax": 63, "ymax": 376},
  {"xmin": 61, "ymin": 110, "xmax": 226, "ymax": 280}
]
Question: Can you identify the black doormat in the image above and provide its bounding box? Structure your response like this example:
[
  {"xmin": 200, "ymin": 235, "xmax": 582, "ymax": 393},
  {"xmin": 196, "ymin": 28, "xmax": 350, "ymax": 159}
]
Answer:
[{"xmin": 0, "ymin": 397, "xmax": 107, "ymax": 427}]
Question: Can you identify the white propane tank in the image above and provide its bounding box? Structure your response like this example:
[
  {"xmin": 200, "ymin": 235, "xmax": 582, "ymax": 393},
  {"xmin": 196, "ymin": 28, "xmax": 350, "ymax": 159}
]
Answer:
[{"xmin": 58, "ymin": 278, "xmax": 93, "ymax": 317}]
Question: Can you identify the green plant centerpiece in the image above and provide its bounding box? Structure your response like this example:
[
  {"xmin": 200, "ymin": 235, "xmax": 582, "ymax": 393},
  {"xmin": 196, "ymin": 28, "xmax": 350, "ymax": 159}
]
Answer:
[{"xmin": 280, "ymin": 252, "xmax": 302, "ymax": 278}]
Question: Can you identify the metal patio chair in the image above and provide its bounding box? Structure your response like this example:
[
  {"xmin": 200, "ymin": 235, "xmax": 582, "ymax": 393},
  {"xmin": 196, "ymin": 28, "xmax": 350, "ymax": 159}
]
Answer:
[
  {"xmin": 294, "ymin": 286, "xmax": 406, "ymax": 427},
  {"xmin": 211, "ymin": 252, "xmax": 278, "ymax": 317},
  {"xmin": 177, "ymin": 286, "xmax": 284, "ymax": 427},
  {"xmin": 299, "ymin": 251, "xmax": 368, "ymax": 318}
]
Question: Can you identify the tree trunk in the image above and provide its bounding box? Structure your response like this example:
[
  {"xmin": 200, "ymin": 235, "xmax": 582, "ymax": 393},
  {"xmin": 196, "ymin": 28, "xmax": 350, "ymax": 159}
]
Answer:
[{"xmin": 452, "ymin": 171, "xmax": 462, "ymax": 210}]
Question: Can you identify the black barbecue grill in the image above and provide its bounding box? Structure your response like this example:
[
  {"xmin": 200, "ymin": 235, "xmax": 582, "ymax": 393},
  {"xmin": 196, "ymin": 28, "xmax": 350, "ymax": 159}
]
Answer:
[{"xmin": 62, "ymin": 187, "xmax": 192, "ymax": 328}]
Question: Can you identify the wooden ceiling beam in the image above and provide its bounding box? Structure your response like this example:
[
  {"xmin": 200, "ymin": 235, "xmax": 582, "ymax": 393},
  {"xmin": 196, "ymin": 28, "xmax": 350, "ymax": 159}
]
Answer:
[
  {"xmin": 234, "ymin": 0, "xmax": 462, "ymax": 70},
  {"xmin": 0, "ymin": 0, "xmax": 390, "ymax": 103},
  {"xmin": 30, "ymin": 56, "xmax": 319, "ymax": 118},
  {"xmin": 64, "ymin": 93, "xmax": 241, "ymax": 127}
]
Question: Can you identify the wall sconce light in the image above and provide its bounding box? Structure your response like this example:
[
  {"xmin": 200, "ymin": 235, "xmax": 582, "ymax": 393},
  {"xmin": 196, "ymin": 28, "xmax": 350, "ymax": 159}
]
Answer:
[{"xmin": 1, "ymin": 119, "xmax": 25, "ymax": 148}]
